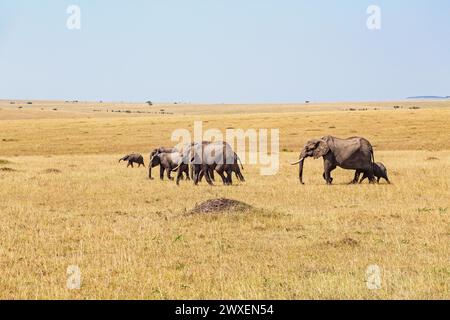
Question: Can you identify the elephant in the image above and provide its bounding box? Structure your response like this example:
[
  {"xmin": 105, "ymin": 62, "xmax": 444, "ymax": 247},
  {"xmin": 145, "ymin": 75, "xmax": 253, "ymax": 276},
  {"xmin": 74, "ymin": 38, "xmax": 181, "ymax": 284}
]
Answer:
[
  {"xmin": 175, "ymin": 141, "xmax": 237, "ymax": 186},
  {"xmin": 149, "ymin": 152, "xmax": 188, "ymax": 181},
  {"xmin": 355, "ymin": 162, "xmax": 390, "ymax": 184},
  {"xmin": 291, "ymin": 136, "xmax": 375, "ymax": 185},
  {"xmin": 149, "ymin": 147, "xmax": 178, "ymax": 179},
  {"xmin": 197, "ymin": 152, "xmax": 245, "ymax": 185},
  {"xmin": 119, "ymin": 154, "xmax": 145, "ymax": 168},
  {"xmin": 194, "ymin": 141, "xmax": 237, "ymax": 186},
  {"xmin": 175, "ymin": 141, "xmax": 210, "ymax": 185}
]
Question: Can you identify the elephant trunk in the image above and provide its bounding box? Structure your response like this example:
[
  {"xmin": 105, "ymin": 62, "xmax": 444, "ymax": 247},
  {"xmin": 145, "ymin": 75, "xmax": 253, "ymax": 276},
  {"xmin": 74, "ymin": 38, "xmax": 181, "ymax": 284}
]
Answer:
[{"xmin": 299, "ymin": 159, "xmax": 305, "ymax": 185}]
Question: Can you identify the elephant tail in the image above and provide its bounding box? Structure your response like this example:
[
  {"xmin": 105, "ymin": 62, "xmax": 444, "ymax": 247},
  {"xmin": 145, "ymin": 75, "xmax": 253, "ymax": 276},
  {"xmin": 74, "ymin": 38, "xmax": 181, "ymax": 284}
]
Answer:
[
  {"xmin": 370, "ymin": 146, "xmax": 375, "ymax": 168},
  {"xmin": 236, "ymin": 154, "xmax": 244, "ymax": 170}
]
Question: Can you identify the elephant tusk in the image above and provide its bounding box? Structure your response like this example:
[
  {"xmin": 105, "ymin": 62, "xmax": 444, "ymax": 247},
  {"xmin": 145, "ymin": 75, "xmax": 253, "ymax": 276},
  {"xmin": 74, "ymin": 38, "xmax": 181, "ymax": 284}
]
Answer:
[
  {"xmin": 173, "ymin": 164, "xmax": 181, "ymax": 171},
  {"xmin": 291, "ymin": 158, "xmax": 304, "ymax": 165}
]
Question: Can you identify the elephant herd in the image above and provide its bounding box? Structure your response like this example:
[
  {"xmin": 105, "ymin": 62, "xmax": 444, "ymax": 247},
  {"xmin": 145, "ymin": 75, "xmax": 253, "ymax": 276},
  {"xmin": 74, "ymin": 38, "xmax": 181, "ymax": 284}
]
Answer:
[
  {"xmin": 147, "ymin": 141, "xmax": 245, "ymax": 186},
  {"xmin": 119, "ymin": 136, "xmax": 390, "ymax": 186}
]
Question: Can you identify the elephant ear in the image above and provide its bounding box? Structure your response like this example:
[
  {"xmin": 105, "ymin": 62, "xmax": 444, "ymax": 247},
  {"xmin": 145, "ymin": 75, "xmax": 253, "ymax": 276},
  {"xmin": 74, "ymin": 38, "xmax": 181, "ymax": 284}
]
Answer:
[{"xmin": 313, "ymin": 140, "xmax": 330, "ymax": 159}]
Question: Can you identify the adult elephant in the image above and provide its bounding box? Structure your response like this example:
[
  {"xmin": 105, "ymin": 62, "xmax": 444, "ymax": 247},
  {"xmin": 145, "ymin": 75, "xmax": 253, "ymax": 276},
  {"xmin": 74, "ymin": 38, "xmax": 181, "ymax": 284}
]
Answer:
[
  {"xmin": 197, "ymin": 152, "xmax": 245, "ymax": 185},
  {"xmin": 175, "ymin": 141, "xmax": 209, "ymax": 185},
  {"xmin": 175, "ymin": 141, "xmax": 236, "ymax": 186},
  {"xmin": 194, "ymin": 141, "xmax": 236, "ymax": 185},
  {"xmin": 291, "ymin": 136, "xmax": 375, "ymax": 185}
]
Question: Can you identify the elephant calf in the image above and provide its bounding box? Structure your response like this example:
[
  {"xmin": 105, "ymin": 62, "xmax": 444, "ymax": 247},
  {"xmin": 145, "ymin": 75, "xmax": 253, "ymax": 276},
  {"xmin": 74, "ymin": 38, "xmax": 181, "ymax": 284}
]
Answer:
[
  {"xmin": 119, "ymin": 154, "xmax": 145, "ymax": 168},
  {"xmin": 149, "ymin": 152, "xmax": 189, "ymax": 181},
  {"xmin": 356, "ymin": 162, "xmax": 391, "ymax": 184}
]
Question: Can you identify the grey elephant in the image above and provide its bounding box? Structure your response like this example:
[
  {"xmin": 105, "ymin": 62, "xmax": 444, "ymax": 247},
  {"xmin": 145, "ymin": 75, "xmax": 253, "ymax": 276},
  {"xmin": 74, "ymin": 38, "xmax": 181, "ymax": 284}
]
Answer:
[
  {"xmin": 356, "ymin": 162, "xmax": 390, "ymax": 184},
  {"xmin": 197, "ymin": 152, "xmax": 245, "ymax": 184},
  {"xmin": 119, "ymin": 154, "xmax": 145, "ymax": 168},
  {"xmin": 175, "ymin": 141, "xmax": 237, "ymax": 186},
  {"xmin": 291, "ymin": 136, "xmax": 375, "ymax": 185},
  {"xmin": 175, "ymin": 141, "xmax": 210, "ymax": 185},
  {"xmin": 194, "ymin": 142, "xmax": 237, "ymax": 185},
  {"xmin": 148, "ymin": 147, "xmax": 178, "ymax": 179},
  {"xmin": 149, "ymin": 152, "xmax": 188, "ymax": 181}
]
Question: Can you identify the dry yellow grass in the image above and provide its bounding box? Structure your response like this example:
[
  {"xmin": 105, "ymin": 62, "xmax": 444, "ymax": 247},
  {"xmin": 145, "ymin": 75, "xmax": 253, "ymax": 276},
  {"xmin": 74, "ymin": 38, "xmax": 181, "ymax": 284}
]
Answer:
[{"xmin": 0, "ymin": 101, "xmax": 449, "ymax": 299}]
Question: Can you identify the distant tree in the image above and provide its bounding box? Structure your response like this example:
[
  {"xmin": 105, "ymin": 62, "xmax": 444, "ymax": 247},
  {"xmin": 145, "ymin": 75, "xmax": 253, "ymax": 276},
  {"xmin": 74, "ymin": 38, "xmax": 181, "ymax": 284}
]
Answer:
[{"xmin": 146, "ymin": 101, "xmax": 153, "ymax": 106}]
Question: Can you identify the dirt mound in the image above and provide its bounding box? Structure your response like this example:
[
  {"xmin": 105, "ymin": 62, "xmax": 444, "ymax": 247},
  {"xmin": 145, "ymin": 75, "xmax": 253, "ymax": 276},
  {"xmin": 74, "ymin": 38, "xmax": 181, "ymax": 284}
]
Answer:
[
  {"xmin": 42, "ymin": 168, "xmax": 62, "ymax": 174},
  {"xmin": 0, "ymin": 167, "xmax": 17, "ymax": 172},
  {"xmin": 189, "ymin": 198, "xmax": 253, "ymax": 215}
]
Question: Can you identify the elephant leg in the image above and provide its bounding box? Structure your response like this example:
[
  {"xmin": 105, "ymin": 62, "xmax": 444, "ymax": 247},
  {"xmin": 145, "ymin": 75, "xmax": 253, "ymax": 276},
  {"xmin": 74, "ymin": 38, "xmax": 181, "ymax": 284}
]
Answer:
[
  {"xmin": 216, "ymin": 168, "xmax": 227, "ymax": 185},
  {"xmin": 322, "ymin": 172, "xmax": 334, "ymax": 183},
  {"xmin": 216, "ymin": 172, "xmax": 225, "ymax": 184},
  {"xmin": 160, "ymin": 166, "xmax": 165, "ymax": 180},
  {"xmin": 167, "ymin": 168, "xmax": 174, "ymax": 181},
  {"xmin": 359, "ymin": 172, "xmax": 368, "ymax": 184},
  {"xmin": 214, "ymin": 165, "xmax": 226, "ymax": 185},
  {"xmin": 235, "ymin": 167, "xmax": 245, "ymax": 182},
  {"xmin": 194, "ymin": 166, "xmax": 201, "ymax": 185},
  {"xmin": 210, "ymin": 169, "xmax": 215, "ymax": 181},
  {"xmin": 367, "ymin": 169, "xmax": 376, "ymax": 184},
  {"xmin": 176, "ymin": 169, "xmax": 183, "ymax": 185},
  {"xmin": 352, "ymin": 170, "xmax": 362, "ymax": 184},
  {"xmin": 184, "ymin": 166, "xmax": 191, "ymax": 180},
  {"xmin": 226, "ymin": 168, "xmax": 233, "ymax": 185},
  {"xmin": 323, "ymin": 161, "xmax": 335, "ymax": 185},
  {"xmin": 204, "ymin": 165, "xmax": 214, "ymax": 186}
]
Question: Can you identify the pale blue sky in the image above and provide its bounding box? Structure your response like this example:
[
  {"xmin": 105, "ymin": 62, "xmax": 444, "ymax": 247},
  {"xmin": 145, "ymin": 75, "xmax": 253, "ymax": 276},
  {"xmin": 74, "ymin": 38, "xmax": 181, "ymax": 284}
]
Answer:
[{"xmin": 0, "ymin": 0, "xmax": 449, "ymax": 103}]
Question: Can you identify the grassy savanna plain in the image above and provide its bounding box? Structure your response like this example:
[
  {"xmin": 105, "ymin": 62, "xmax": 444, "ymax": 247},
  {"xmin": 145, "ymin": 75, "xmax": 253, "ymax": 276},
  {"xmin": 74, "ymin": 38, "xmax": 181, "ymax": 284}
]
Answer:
[{"xmin": 0, "ymin": 99, "xmax": 449, "ymax": 299}]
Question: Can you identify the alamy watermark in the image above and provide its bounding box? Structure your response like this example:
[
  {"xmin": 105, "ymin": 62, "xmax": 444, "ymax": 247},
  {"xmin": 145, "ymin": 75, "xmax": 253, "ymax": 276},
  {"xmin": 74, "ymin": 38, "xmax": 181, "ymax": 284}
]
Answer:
[
  {"xmin": 367, "ymin": 5, "xmax": 381, "ymax": 30},
  {"xmin": 67, "ymin": 265, "xmax": 81, "ymax": 290},
  {"xmin": 66, "ymin": 5, "xmax": 81, "ymax": 30},
  {"xmin": 366, "ymin": 265, "xmax": 382, "ymax": 290},
  {"xmin": 171, "ymin": 121, "xmax": 280, "ymax": 176}
]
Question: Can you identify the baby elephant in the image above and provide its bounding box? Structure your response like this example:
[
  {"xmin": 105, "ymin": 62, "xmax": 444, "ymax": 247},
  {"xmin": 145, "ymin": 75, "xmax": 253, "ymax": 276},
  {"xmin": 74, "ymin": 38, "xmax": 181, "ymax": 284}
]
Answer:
[
  {"xmin": 119, "ymin": 154, "xmax": 145, "ymax": 168},
  {"xmin": 357, "ymin": 162, "xmax": 390, "ymax": 184},
  {"xmin": 149, "ymin": 152, "xmax": 189, "ymax": 181}
]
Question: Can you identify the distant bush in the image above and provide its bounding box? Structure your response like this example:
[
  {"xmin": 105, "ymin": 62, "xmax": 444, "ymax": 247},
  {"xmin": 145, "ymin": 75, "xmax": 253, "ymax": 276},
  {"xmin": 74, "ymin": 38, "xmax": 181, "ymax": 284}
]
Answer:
[{"xmin": 146, "ymin": 101, "xmax": 153, "ymax": 106}]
